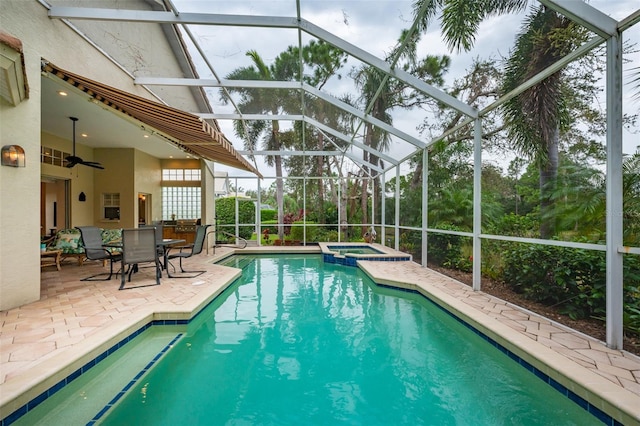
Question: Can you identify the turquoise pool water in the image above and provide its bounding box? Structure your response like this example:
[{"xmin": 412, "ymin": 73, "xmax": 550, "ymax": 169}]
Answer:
[{"xmin": 97, "ymin": 255, "xmax": 597, "ymax": 425}]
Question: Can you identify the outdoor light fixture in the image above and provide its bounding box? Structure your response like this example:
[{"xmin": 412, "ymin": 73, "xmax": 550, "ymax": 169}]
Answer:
[{"xmin": 1, "ymin": 144, "xmax": 25, "ymax": 167}]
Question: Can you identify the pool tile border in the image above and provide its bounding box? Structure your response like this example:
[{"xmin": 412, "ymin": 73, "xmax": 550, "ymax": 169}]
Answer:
[
  {"xmin": 0, "ymin": 320, "xmax": 188, "ymax": 426},
  {"xmin": 86, "ymin": 333, "xmax": 184, "ymax": 425}
]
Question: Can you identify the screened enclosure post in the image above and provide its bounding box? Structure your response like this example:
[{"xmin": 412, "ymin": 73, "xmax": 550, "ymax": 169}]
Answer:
[
  {"xmin": 303, "ymin": 176, "xmax": 307, "ymax": 245},
  {"xmin": 234, "ymin": 178, "xmax": 240, "ymax": 245},
  {"xmin": 210, "ymin": 172, "xmax": 217, "ymax": 248},
  {"xmin": 472, "ymin": 119, "xmax": 482, "ymax": 291},
  {"xmin": 395, "ymin": 166, "xmax": 400, "ymax": 250},
  {"xmin": 338, "ymin": 177, "xmax": 342, "ymax": 243},
  {"xmin": 370, "ymin": 176, "xmax": 374, "ymax": 240},
  {"xmin": 381, "ymin": 176, "xmax": 386, "ymax": 246},
  {"xmin": 422, "ymin": 148, "xmax": 428, "ymax": 267},
  {"xmin": 257, "ymin": 178, "xmax": 262, "ymax": 246},
  {"xmin": 605, "ymin": 33, "xmax": 624, "ymax": 349}
]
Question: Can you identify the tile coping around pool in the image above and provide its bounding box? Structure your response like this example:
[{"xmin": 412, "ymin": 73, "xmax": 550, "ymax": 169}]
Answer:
[
  {"xmin": 319, "ymin": 242, "xmax": 412, "ymax": 266},
  {"xmin": 2, "ymin": 250, "xmax": 639, "ymax": 425}
]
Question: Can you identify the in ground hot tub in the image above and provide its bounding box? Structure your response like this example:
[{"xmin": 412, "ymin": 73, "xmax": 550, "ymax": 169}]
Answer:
[
  {"xmin": 327, "ymin": 245, "xmax": 384, "ymax": 255},
  {"xmin": 319, "ymin": 242, "xmax": 411, "ymax": 266}
]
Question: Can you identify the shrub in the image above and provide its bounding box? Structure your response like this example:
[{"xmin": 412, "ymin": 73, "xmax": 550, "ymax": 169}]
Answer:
[
  {"xmin": 313, "ymin": 229, "xmax": 339, "ymax": 242},
  {"xmin": 289, "ymin": 221, "xmax": 316, "ymax": 242},
  {"xmin": 283, "ymin": 209, "xmax": 305, "ymax": 236},
  {"xmin": 260, "ymin": 209, "xmax": 276, "ymax": 222},
  {"xmin": 488, "ymin": 213, "xmax": 539, "ymax": 238},
  {"xmin": 427, "ymin": 224, "xmax": 464, "ymax": 267},
  {"xmin": 501, "ymin": 240, "xmax": 640, "ymax": 323},
  {"xmin": 215, "ymin": 197, "xmax": 255, "ymax": 239},
  {"xmin": 261, "ymin": 220, "xmax": 278, "ymax": 235}
]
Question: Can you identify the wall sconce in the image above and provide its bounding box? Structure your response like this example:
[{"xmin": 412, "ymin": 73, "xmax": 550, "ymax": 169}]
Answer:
[
  {"xmin": 79, "ymin": 192, "xmax": 86, "ymax": 202},
  {"xmin": 1, "ymin": 145, "xmax": 25, "ymax": 167}
]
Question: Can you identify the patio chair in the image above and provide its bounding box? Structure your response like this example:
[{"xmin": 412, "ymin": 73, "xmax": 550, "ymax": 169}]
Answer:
[
  {"xmin": 166, "ymin": 224, "xmax": 210, "ymax": 278},
  {"xmin": 120, "ymin": 227, "xmax": 161, "ymax": 290},
  {"xmin": 140, "ymin": 224, "xmax": 164, "ymax": 268},
  {"xmin": 76, "ymin": 226, "xmax": 122, "ymax": 281}
]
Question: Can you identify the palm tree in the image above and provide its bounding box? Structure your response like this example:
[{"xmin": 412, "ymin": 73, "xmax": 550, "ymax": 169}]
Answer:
[
  {"xmin": 502, "ymin": 6, "xmax": 586, "ymax": 238},
  {"xmin": 621, "ymin": 153, "xmax": 640, "ymax": 245},
  {"xmin": 412, "ymin": 0, "xmax": 529, "ymax": 52},
  {"xmin": 352, "ymin": 28, "xmax": 450, "ymax": 231},
  {"xmin": 296, "ymin": 40, "xmax": 347, "ymax": 224},
  {"xmin": 222, "ymin": 50, "xmax": 299, "ymax": 239},
  {"xmin": 412, "ymin": 0, "xmax": 589, "ymax": 239}
]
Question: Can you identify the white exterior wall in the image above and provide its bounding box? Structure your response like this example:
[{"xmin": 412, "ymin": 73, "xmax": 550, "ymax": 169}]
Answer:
[
  {"xmin": 0, "ymin": 0, "xmax": 210, "ymax": 310},
  {"xmin": 65, "ymin": 2, "xmax": 203, "ymax": 112},
  {"xmin": 0, "ymin": 43, "xmax": 41, "ymax": 310}
]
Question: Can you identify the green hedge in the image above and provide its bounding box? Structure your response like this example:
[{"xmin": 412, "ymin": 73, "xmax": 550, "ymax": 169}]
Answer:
[
  {"xmin": 215, "ymin": 197, "xmax": 255, "ymax": 239},
  {"xmin": 289, "ymin": 221, "xmax": 316, "ymax": 242},
  {"xmin": 427, "ymin": 225, "xmax": 467, "ymax": 269},
  {"xmin": 501, "ymin": 240, "xmax": 640, "ymax": 334},
  {"xmin": 261, "ymin": 209, "xmax": 276, "ymax": 222},
  {"xmin": 261, "ymin": 220, "xmax": 278, "ymax": 235}
]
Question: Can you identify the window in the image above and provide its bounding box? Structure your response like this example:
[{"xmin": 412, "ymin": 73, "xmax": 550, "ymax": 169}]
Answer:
[
  {"xmin": 162, "ymin": 187, "xmax": 200, "ymax": 220},
  {"xmin": 162, "ymin": 169, "xmax": 201, "ymax": 181},
  {"xmin": 41, "ymin": 146, "xmax": 70, "ymax": 167},
  {"xmin": 102, "ymin": 193, "xmax": 120, "ymax": 221},
  {"xmin": 162, "ymin": 168, "xmax": 202, "ymax": 220}
]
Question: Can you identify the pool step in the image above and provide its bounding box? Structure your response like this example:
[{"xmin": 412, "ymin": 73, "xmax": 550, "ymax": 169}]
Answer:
[{"xmin": 217, "ymin": 255, "xmax": 256, "ymax": 270}]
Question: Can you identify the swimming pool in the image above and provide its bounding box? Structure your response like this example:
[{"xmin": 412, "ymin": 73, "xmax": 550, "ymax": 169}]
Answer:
[{"xmin": 16, "ymin": 254, "xmax": 598, "ymax": 425}]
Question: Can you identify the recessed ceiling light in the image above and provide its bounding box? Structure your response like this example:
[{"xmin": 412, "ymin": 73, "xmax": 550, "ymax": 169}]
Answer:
[
  {"xmin": 57, "ymin": 91, "xmax": 68, "ymax": 96},
  {"xmin": 81, "ymin": 133, "xmax": 88, "ymax": 138},
  {"xmin": 169, "ymin": 156, "xmax": 173, "ymax": 158},
  {"xmin": 143, "ymin": 134, "xmax": 149, "ymax": 138}
]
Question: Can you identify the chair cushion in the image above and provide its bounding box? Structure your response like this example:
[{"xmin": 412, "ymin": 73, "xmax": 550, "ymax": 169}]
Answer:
[
  {"xmin": 101, "ymin": 228, "xmax": 122, "ymax": 244},
  {"xmin": 101, "ymin": 228, "xmax": 122, "ymax": 254},
  {"xmin": 52, "ymin": 229, "xmax": 83, "ymax": 254}
]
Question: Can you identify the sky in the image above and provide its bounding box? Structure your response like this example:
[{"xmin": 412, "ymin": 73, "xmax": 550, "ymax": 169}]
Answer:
[{"xmin": 171, "ymin": 0, "xmax": 640, "ymax": 188}]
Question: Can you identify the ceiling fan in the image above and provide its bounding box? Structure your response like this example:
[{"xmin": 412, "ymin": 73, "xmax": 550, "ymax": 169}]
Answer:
[{"xmin": 65, "ymin": 116, "xmax": 104, "ymax": 170}]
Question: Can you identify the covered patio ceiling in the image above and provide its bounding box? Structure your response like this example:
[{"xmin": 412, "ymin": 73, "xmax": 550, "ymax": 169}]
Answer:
[
  {"xmin": 41, "ymin": 61, "xmax": 261, "ymax": 175},
  {"xmin": 45, "ymin": 0, "xmax": 639, "ymax": 178}
]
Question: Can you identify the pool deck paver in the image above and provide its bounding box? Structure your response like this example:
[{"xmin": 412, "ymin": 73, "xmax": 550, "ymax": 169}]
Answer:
[{"xmin": 0, "ymin": 246, "xmax": 639, "ymax": 424}]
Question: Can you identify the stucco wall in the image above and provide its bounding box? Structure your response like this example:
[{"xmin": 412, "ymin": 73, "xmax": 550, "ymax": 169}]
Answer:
[
  {"xmin": 94, "ymin": 148, "xmax": 135, "ymax": 229},
  {"xmin": 0, "ymin": 61, "xmax": 41, "ymax": 310},
  {"xmin": 58, "ymin": 0, "xmax": 205, "ymax": 112},
  {"xmin": 134, "ymin": 150, "xmax": 162, "ymax": 224}
]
